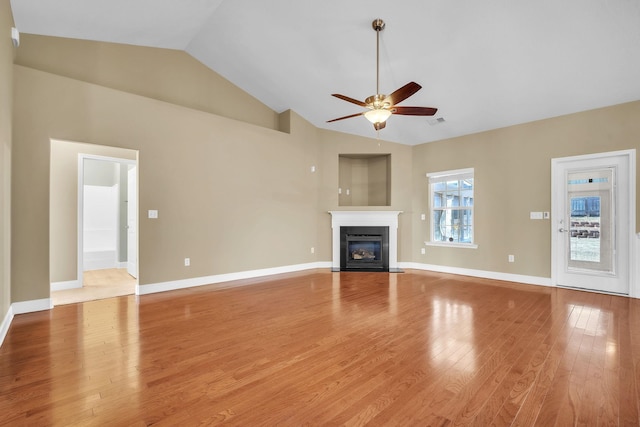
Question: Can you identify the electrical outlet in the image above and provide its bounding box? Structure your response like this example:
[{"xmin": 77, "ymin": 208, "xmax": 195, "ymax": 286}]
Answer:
[
  {"xmin": 421, "ymin": 248, "xmax": 426, "ymax": 255},
  {"xmin": 508, "ymin": 254, "xmax": 515, "ymax": 263},
  {"xmin": 310, "ymin": 247, "xmax": 315, "ymax": 254},
  {"xmin": 184, "ymin": 258, "xmax": 190, "ymax": 266},
  {"xmin": 421, "ymin": 213, "xmax": 426, "ymax": 220}
]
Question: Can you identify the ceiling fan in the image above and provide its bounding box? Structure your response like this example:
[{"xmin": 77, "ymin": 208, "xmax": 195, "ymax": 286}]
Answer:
[{"xmin": 327, "ymin": 19, "xmax": 438, "ymax": 131}]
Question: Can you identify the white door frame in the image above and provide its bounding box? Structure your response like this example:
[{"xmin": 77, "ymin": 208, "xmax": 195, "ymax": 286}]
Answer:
[
  {"xmin": 551, "ymin": 149, "xmax": 636, "ymax": 296},
  {"xmin": 126, "ymin": 165, "xmax": 138, "ymax": 279},
  {"xmin": 78, "ymin": 154, "xmax": 137, "ymax": 287}
]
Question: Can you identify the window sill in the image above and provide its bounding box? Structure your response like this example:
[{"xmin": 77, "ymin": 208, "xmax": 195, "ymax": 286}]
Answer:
[{"xmin": 425, "ymin": 241, "xmax": 478, "ymax": 249}]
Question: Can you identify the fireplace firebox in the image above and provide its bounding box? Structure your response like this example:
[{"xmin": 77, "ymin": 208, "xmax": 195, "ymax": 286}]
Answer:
[{"xmin": 340, "ymin": 226, "xmax": 389, "ymax": 271}]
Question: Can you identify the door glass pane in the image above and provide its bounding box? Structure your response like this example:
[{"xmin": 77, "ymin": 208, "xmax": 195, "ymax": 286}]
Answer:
[
  {"xmin": 569, "ymin": 196, "xmax": 600, "ymax": 262},
  {"xmin": 566, "ymin": 169, "xmax": 613, "ymax": 274}
]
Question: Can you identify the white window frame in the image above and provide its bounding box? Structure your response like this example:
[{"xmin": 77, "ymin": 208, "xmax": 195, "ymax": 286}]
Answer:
[{"xmin": 426, "ymin": 168, "xmax": 478, "ymax": 249}]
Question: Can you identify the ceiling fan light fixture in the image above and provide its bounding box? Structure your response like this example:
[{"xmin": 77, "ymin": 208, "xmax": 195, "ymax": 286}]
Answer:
[
  {"xmin": 326, "ymin": 19, "xmax": 438, "ymax": 131},
  {"xmin": 364, "ymin": 108, "xmax": 392, "ymax": 124}
]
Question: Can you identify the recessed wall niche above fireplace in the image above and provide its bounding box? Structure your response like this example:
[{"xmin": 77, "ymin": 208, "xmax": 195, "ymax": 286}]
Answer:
[
  {"xmin": 338, "ymin": 154, "xmax": 391, "ymax": 207},
  {"xmin": 329, "ymin": 211, "xmax": 402, "ymax": 272}
]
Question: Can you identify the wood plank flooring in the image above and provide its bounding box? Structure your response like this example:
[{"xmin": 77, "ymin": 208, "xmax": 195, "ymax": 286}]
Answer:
[
  {"xmin": 52, "ymin": 268, "xmax": 136, "ymax": 306},
  {"xmin": 1, "ymin": 270, "xmax": 639, "ymax": 425}
]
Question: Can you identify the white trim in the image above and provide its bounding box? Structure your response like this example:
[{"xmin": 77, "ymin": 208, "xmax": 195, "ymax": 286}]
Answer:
[
  {"xmin": 426, "ymin": 167, "xmax": 474, "ymax": 181},
  {"xmin": 634, "ymin": 229, "xmax": 640, "ymax": 299},
  {"xmin": 629, "ymin": 153, "xmax": 637, "ymax": 299},
  {"xmin": 551, "ymin": 149, "xmax": 636, "ymax": 296},
  {"xmin": 401, "ymin": 262, "xmax": 553, "ymax": 287},
  {"xmin": 137, "ymin": 262, "xmax": 332, "ymax": 295},
  {"xmin": 328, "ymin": 211, "xmax": 402, "ymax": 270},
  {"xmin": 0, "ymin": 306, "xmax": 14, "ymax": 349},
  {"xmin": 424, "ymin": 242, "xmax": 478, "ymax": 249},
  {"xmin": 2, "ymin": 299, "xmax": 57, "ymax": 348},
  {"xmin": 77, "ymin": 154, "xmax": 84, "ymax": 291},
  {"xmin": 78, "ymin": 153, "xmax": 137, "ymax": 165},
  {"xmin": 51, "ymin": 280, "xmax": 81, "ymax": 291},
  {"xmin": 83, "ymin": 249, "xmax": 118, "ymax": 271},
  {"xmin": 427, "ymin": 168, "xmax": 475, "ymax": 246},
  {"xmin": 12, "ymin": 298, "xmax": 52, "ymax": 315}
]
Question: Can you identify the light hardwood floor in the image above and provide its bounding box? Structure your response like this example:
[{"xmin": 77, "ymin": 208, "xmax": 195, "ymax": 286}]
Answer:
[
  {"xmin": 51, "ymin": 268, "xmax": 136, "ymax": 305},
  {"xmin": 1, "ymin": 270, "xmax": 639, "ymax": 425}
]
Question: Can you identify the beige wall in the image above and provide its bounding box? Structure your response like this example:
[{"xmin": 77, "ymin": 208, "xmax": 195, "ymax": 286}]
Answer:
[
  {"xmin": 12, "ymin": 65, "xmax": 334, "ymax": 302},
  {"xmin": 368, "ymin": 155, "xmax": 391, "ymax": 206},
  {"xmin": 0, "ymin": 0, "xmax": 14, "ymax": 316},
  {"xmin": 8, "ymin": 33, "xmax": 640, "ymax": 305},
  {"xmin": 15, "ymin": 34, "xmax": 279, "ymax": 132},
  {"xmin": 316, "ymin": 130, "xmax": 415, "ymax": 262},
  {"xmin": 50, "ymin": 140, "xmax": 137, "ymax": 283},
  {"xmin": 412, "ymin": 101, "xmax": 640, "ymax": 277}
]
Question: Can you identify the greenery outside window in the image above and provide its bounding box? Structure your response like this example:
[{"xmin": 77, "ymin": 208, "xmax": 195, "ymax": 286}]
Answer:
[{"xmin": 427, "ymin": 168, "xmax": 476, "ymax": 247}]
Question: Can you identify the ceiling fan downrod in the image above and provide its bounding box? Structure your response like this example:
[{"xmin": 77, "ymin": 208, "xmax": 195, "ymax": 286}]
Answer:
[{"xmin": 372, "ymin": 18, "xmax": 385, "ymax": 96}]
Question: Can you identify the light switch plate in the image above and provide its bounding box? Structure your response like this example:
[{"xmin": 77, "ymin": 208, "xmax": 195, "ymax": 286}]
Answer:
[{"xmin": 148, "ymin": 210, "xmax": 158, "ymax": 219}]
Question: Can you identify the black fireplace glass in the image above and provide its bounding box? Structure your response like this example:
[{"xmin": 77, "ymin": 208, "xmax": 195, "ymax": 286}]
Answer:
[
  {"xmin": 348, "ymin": 240, "xmax": 381, "ymax": 262},
  {"xmin": 339, "ymin": 226, "xmax": 389, "ymax": 271}
]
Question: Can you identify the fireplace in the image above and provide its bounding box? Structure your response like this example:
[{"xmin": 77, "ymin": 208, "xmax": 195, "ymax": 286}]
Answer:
[
  {"xmin": 329, "ymin": 211, "xmax": 402, "ymax": 272},
  {"xmin": 341, "ymin": 226, "xmax": 389, "ymax": 271}
]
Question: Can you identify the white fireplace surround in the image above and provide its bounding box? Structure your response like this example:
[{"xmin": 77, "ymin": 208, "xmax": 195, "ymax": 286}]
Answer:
[{"xmin": 329, "ymin": 211, "xmax": 402, "ymax": 270}]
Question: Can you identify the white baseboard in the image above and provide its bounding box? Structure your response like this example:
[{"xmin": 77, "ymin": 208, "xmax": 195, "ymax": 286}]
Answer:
[
  {"xmin": 51, "ymin": 280, "xmax": 81, "ymax": 292},
  {"xmin": 137, "ymin": 262, "xmax": 332, "ymax": 295},
  {"xmin": 399, "ymin": 262, "xmax": 552, "ymax": 287},
  {"xmin": 1, "ymin": 298, "xmax": 52, "ymax": 348},
  {"xmin": 1, "ymin": 258, "xmax": 634, "ymax": 349},
  {"xmin": 0, "ymin": 305, "xmax": 14, "ymax": 349},
  {"xmin": 83, "ymin": 250, "xmax": 117, "ymax": 270},
  {"xmin": 0, "ymin": 298, "xmax": 53, "ymax": 346},
  {"xmin": 12, "ymin": 298, "xmax": 52, "ymax": 314},
  {"xmin": 116, "ymin": 260, "xmax": 562, "ymax": 296}
]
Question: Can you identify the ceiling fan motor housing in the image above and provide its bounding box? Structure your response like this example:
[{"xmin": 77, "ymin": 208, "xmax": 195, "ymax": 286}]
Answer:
[{"xmin": 365, "ymin": 94, "xmax": 390, "ymax": 109}]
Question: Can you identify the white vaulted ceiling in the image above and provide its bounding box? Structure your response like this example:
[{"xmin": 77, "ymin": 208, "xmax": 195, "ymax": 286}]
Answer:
[{"xmin": 10, "ymin": 0, "xmax": 640, "ymax": 145}]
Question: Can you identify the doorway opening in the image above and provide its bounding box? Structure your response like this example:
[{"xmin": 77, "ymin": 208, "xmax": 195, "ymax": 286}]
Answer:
[
  {"xmin": 551, "ymin": 149, "xmax": 635, "ymax": 295},
  {"xmin": 49, "ymin": 140, "xmax": 138, "ymax": 305}
]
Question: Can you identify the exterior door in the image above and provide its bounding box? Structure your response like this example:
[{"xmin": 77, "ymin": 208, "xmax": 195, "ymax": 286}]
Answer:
[
  {"xmin": 552, "ymin": 150, "xmax": 633, "ymax": 294},
  {"xmin": 127, "ymin": 165, "xmax": 138, "ymax": 278}
]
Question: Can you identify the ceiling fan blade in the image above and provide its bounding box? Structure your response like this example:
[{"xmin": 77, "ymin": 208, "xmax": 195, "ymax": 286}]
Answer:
[
  {"xmin": 326, "ymin": 112, "xmax": 365, "ymax": 123},
  {"xmin": 373, "ymin": 121, "xmax": 386, "ymax": 131},
  {"xmin": 331, "ymin": 94, "xmax": 368, "ymax": 107},
  {"xmin": 392, "ymin": 106, "xmax": 438, "ymax": 116},
  {"xmin": 386, "ymin": 82, "xmax": 422, "ymax": 106}
]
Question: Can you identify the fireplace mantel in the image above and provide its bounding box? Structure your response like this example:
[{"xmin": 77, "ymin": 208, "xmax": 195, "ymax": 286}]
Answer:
[{"xmin": 329, "ymin": 211, "xmax": 402, "ymax": 271}]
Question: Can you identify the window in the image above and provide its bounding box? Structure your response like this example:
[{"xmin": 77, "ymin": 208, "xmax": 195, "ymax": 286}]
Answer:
[{"xmin": 427, "ymin": 168, "xmax": 475, "ymax": 247}]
